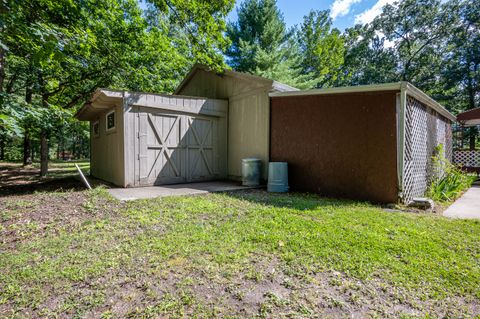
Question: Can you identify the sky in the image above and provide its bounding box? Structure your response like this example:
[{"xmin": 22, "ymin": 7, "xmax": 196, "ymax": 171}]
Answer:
[{"xmin": 227, "ymin": 0, "xmax": 396, "ymax": 31}]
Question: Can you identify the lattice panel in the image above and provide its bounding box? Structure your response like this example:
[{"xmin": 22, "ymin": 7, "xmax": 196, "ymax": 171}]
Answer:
[
  {"xmin": 402, "ymin": 96, "xmax": 453, "ymax": 203},
  {"xmin": 445, "ymin": 123, "xmax": 453, "ymax": 161},
  {"xmin": 453, "ymin": 151, "xmax": 480, "ymax": 167}
]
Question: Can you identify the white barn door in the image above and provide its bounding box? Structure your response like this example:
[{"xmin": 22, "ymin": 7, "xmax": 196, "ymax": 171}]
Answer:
[{"xmin": 136, "ymin": 107, "xmax": 225, "ymax": 186}]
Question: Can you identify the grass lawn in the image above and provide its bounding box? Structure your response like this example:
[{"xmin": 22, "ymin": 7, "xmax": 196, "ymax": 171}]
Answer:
[{"xmin": 0, "ymin": 186, "xmax": 479, "ymax": 318}]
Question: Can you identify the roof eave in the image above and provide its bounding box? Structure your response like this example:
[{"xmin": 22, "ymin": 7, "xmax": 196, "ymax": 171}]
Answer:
[
  {"xmin": 269, "ymin": 82, "xmax": 403, "ymax": 97},
  {"xmin": 269, "ymin": 81, "xmax": 456, "ymax": 123},
  {"xmin": 75, "ymin": 89, "xmax": 124, "ymax": 121},
  {"xmin": 403, "ymin": 82, "xmax": 456, "ymax": 122},
  {"xmin": 272, "ymin": 81, "xmax": 299, "ymax": 92}
]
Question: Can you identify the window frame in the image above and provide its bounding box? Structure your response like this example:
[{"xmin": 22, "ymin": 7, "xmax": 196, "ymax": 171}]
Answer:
[{"xmin": 105, "ymin": 110, "xmax": 116, "ymax": 132}]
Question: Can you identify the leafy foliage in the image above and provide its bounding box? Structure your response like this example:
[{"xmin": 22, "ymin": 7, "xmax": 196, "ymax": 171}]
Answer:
[
  {"xmin": 296, "ymin": 10, "xmax": 345, "ymax": 88},
  {"xmin": 427, "ymin": 145, "xmax": 476, "ymax": 202},
  {"xmin": 0, "ymin": 0, "xmax": 234, "ymax": 169}
]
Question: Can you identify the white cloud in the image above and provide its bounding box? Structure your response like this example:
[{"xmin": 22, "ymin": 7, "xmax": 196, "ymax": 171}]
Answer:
[
  {"xmin": 354, "ymin": 0, "xmax": 396, "ymax": 25},
  {"xmin": 375, "ymin": 31, "xmax": 396, "ymax": 49},
  {"xmin": 330, "ymin": 0, "xmax": 362, "ymax": 20}
]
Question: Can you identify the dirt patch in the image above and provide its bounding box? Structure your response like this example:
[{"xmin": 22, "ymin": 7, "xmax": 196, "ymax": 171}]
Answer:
[
  {"xmin": 25, "ymin": 253, "xmax": 476, "ymax": 318},
  {"xmin": 0, "ymin": 162, "xmax": 86, "ymax": 195},
  {"xmin": 0, "ymin": 191, "xmax": 122, "ymax": 251},
  {"xmin": 0, "ymin": 163, "xmax": 121, "ymax": 250}
]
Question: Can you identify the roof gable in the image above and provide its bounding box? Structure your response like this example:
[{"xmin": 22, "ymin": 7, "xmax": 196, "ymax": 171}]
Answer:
[{"xmin": 174, "ymin": 64, "xmax": 298, "ymax": 98}]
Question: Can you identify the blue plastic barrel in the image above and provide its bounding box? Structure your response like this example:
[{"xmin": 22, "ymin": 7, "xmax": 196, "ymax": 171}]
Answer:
[{"xmin": 267, "ymin": 162, "xmax": 289, "ymax": 192}]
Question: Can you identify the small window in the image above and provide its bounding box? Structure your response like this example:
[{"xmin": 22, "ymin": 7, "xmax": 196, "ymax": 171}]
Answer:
[
  {"xmin": 92, "ymin": 121, "xmax": 99, "ymax": 137},
  {"xmin": 106, "ymin": 110, "xmax": 115, "ymax": 131}
]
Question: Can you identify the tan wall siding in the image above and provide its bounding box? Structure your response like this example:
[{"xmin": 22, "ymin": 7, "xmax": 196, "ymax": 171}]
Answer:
[
  {"xmin": 177, "ymin": 69, "xmax": 271, "ymax": 180},
  {"xmin": 90, "ymin": 103, "xmax": 125, "ymax": 186},
  {"xmin": 123, "ymin": 105, "xmax": 136, "ymax": 187},
  {"xmin": 179, "ymin": 69, "xmax": 267, "ymax": 99},
  {"xmin": 228, "ymin": 91, "xmax": 270, "ymax": 180}
]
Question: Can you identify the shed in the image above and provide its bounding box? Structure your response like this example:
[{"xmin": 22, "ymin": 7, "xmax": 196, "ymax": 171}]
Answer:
[
  {"xmin": 270, "ymin": 82, "xmax": 455, "ymax": 203},
  {"xmin": 76, "ymin": 65, "xmax": 296, "ymax": 187},
  {"xmin": 76, "ymin": 89, "xmax": 228, "ymax": 187},
  {"xmin": 175, "ymin": 64, "xmax": 298, "ymax": 180}
]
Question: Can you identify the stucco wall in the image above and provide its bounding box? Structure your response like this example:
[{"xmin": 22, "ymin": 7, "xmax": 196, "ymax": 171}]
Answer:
[
  {"xmin": 270, "ymin": 91, "xmax": 399, "ymax": 203},
  {"xmin": 177, "ymin": 69, "xmax": 272, "ymax": 180},
  {"xmin": 90, "ymin": 103, "xmax": 125, "ymax": 186}
]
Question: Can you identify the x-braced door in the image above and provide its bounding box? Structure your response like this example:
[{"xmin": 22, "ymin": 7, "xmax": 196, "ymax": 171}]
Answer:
[
  {"xmin": 137, "ymin": 109, "xmax": 221, "ymax": 186},
  {"xmin": 138, "ymin": 110, "xmax": 186, "ymax": 186}
]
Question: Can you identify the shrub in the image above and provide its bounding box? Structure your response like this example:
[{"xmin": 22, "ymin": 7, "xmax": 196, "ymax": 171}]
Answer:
[{"xmin": 427, "ymin": 144, "xmax": 476, "ymax": 203}]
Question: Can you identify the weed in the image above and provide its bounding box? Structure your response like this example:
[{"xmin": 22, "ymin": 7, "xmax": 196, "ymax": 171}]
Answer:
[{"xmin": 427, "ymin": 144, "xmax": 476, "ymax": 203}]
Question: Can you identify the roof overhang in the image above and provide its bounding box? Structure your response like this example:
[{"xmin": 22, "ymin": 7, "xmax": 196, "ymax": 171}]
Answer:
[
  {"xmin": 457, "ymin": 107, "xmax": 480, "ymax": 127},
  {"xmin": 270, "ymin": 82, "xmax": 456, "ymax": 122},
  {"xmin": 75, "ymin": 89, "xmax": 124, "ymax": 121}
]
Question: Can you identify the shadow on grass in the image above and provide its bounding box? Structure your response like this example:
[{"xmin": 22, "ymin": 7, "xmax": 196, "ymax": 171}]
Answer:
[
  {"xmin": 0, "ymin": 176, "xmax": 86, "ymax": 197},
  {"xmin": 223, "ymin": 188, "xmax": 372, "ymax": 211},
  {"xmin": 0, "ymin": 162, "xmax": 92, "ymax": 197}
]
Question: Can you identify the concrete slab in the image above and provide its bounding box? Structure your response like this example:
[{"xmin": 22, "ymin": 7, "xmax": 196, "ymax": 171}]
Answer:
[
  {"xmin": 108, "ymin": 181, "xmax": 258, "ymax": 201},
  {"xmin": 443, "ymin": 185, "xmax": 480, "ymax": 219}
]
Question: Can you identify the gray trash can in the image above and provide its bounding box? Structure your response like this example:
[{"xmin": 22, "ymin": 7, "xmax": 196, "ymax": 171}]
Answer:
[
  {"xmin": 242, "ymin": 158, "xmax": 262, "ymax": 186},
  {"xmin": 268, "ymin": 162, "xmax": 289, "ymax": 192}
]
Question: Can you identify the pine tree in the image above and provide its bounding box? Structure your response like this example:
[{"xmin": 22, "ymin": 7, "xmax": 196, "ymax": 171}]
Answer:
[{"xmin": 225, "ymin": 0, "xmax": 308, "ymax": 88}]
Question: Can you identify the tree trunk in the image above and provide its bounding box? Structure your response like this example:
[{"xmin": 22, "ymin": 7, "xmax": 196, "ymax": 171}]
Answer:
[
  {"xmin": 0, "ymin": 47, "xmax": 5, "ymax": 93},
  {"xmin": 72, "ymin": 136, "xmax": 76, "ymax": 160},
  {"xmin": 470, "ymin": 135, "xmax": 476, "ymax": 151},
  {"xmin": 61, "ymin": 135, "xmax": 66, "ymax": 160},
  {"xmin": 467, "ymin": 72, "xmax": 477, "ymax": 151},
  {"xmin": 23, "ymin": 130, "xmax": 32, "ymax": 165},
  {"xmin": 467, "ymin": 74, "xmax": 475, "ymax": 110},
  {"xmin": 39, "ymin": 84, "xmax": 50, "ymax": 177},
  {"xmin": 31, "ymin": 142, "xmax": 35, "ymax": 162},
  {"xmin": 40, "ymin": 132, "xmax": 48, "ymax": 177},
  {"xmin": 469, "ymin": 127, "xmax": 476, "ymax": 151},
  {"xmin": 79, "ymin": 137, "xmax": 84, "ymax": 159},
  {"xmin": 23, "ymin": 65, "xmax": 34, "ymax": 166},
  {"xmin": 0, "ymin": 138, "xmax": 4, "ymax": 160}
]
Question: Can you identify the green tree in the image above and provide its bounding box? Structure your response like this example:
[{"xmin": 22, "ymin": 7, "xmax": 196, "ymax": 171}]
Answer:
[
  {"xmin": 0, "ymin": 0, "xmax": 235, "ymax": 175},
  {"xmin": 335, "ymin": 25, "xmax": 397, "ymax": 86},
  {"xmin": 439, "ymin": 0, "xmax": 479, "ymax": 113},
  {"xmin": 147, "ymin": 0, "xmax": 235, "ymax": 68},
  {"xmin": 225, "ymin": 0, "xmax": 307, "ymax": 88},
  {"xmin": 373, "ymin": 0, "xmax": 456, "ymax": 91},
  {"xmin": 438, "ymin": 0, "xmax": 479, "ymax": 149},
  {"xmin": 297, "ymin": 10, "xmax": 345, "ymax": 88}
]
